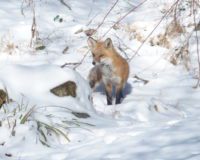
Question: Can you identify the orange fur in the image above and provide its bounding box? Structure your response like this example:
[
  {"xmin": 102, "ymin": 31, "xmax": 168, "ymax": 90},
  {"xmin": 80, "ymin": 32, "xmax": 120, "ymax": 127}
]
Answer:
[{"xmin": 88, "ymin": 37, "xmax": 129, "ymax": 105}]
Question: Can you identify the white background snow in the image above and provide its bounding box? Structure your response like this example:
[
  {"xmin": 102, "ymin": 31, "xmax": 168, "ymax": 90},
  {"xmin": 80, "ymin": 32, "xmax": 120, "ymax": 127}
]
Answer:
[{"xmin": 0, "ymin": 0, "xmax": 200, "ymax": 159}]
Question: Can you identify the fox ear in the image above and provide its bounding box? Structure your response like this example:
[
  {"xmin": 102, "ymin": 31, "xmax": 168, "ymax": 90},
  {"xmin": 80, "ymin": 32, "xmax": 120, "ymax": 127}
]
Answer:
[
  {"xmin": 88, "ymin": 37, "xmax": 97, "ymax": 49},
  {"xmin": 104, "ymin": 38, "xmax": 113, "ymax": 48}
]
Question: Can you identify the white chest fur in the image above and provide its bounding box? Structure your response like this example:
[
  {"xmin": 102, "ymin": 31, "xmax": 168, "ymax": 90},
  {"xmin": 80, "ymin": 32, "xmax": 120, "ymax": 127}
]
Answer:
[{"xmin": 100, "ymin": 58, "xmax": 121, "ymax": 85}]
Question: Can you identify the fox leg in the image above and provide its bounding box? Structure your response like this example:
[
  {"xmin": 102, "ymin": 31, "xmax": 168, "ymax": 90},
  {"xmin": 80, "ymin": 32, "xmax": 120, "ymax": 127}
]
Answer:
[
  {"xmin": 115, "ymin": 84, "xmax": 123, "ymax": 104},
  {"xmin": 104, "ymin": 82, "xmax": 113, "ymax": 105},
  {"xmin": 89, "ymin": 80, "xmax": 95, "ymax": 89}
]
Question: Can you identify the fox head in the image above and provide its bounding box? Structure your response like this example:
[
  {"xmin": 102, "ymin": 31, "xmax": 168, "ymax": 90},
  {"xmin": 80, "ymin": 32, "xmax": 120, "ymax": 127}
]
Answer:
[{"xmin": 87, "ymin": 37, "xmax": 114, "ymax": 65}]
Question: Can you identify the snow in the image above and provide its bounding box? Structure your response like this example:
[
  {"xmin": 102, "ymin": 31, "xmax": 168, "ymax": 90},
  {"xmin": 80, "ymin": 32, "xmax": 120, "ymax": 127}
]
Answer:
[{"xmin": 0, "ymin": 0, "xmax": 200, "ymax": 160}]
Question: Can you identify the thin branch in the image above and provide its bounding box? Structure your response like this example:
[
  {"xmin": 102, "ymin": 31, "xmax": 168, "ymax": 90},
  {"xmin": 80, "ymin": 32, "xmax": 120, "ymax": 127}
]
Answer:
[
  {"xmin": 61, "ymin": 50, "xmax": 90, "ymax": 69},
  {"xmin": 118, "ymin": 45, "xmax": 129, "ymax": 60},
  {"xmin": 115, "ymin": 34, "xmax": 132, "ymax": 59},
  {"xmin": 86, "ymin": 12, "xmax": 99, "ymax": 26},
  {"xmin": 134, "ymin": 75, "xmax": 149, "ymax": 84},
  {"xmin": 11, "ymin": 120, "xmax": 16, "ymax": 136},
  {"xmin": 115, "ymin": 34, "xmax": 136, "ymax": 54},
  {"xmin": 102, "ymin": 0, "xmax": 148, "ymax": 38},
  {"xmin": 20, "ymin": 0, "xmax": 26, "ymax": 16},
  {"xmin": 129, "ymin": 0, "xmax": 180, "ymax": 62},
  {"xmin": 92, "ymin": 0, "xmax": 119, "ymax": 36},
  {"xmin": 173, "ymin": 0, "xmax": 179, "ymax": 24},
  {"xmin": 30, "ymin": 1, "xmax": 37, "ymax": 48},
  {"xmin": 59, "ymin": 0, "xmax": 72, "ymax": 10},
  {"xmin": 73, "ymin": 50, "xmax": 90, "ymax": 69},
  {"xmin": 61, "ymin": 62, "xmax": 81, "ymax": 68}
]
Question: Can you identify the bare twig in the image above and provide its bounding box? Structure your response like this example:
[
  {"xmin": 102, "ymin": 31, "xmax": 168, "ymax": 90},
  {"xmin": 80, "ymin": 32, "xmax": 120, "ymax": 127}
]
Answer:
[
  {"xmin": 86, "ymin": 13, "xmax": 99, "ymax": 26},
  {"xmin": 30, "ymin": 1, "xmax": 37, "ymax": 48},
  {"xmin": 129, "ymin": 0, "xmax": 180, "ymax": 62},
  {"xmin": 61, "ymin": 62, "xmax": 81, "ymax": 68},
  {"xmin": 7, "ymin": 117, "xmax": 11, "ymax": 129},
  {"xmin": 126, "ymin": 1, "xmax": 136, "ymax": 8},
  {"xmin": 73, "ymin": 50, "xmax": 90, "ymax": 69},
  {"xmin": 62, "ymin": 46, "xmax": 69, "ymax": 54},
  {"xmin": 11, "ymin": 120, "xmax": 16, "ymax": 136},
  {"xmin": 59, "ymin": 0, "xmax": 72, "ymax": 10},
  {"xmin": 134, "ymin": 75, "xmax": 149, "ymax": 84},
  {"xmin": 115, "ymin": 35, "xmax": 131, "ymax": 59},
  {"xmin": 21, "ymin": 0, "xmax": 33, "ymax": 16},
  {"xmin": 115, "ymin": 35, "xmax": 133, "ymax": 52},
  {"xmin": 92, "ymin": 0, "xmax": 119, "ymax": 36},
  {"xmin": 61, "ymin": 50, "xmax": 90, "ymax": 69},
  {"xmin": 118, "ymin": 45, "xmax": 129, "ymax": 60},
  {"xmin": 20, "ymin": 0, "xmax": 26, "ymax": 16},
  {"xmin": 173, "ymin": 0, "xmax": 180, "ymax": 24},
  {"xmin": 102, "ymin": 0, "xmax": 148, "ymax": 38}
]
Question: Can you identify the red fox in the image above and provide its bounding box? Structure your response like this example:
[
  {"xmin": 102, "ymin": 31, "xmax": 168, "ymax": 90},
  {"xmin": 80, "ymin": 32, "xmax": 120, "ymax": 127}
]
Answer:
[{"xmin": 87, "ymin": 37, "xmax": 129, "ymax": 105}]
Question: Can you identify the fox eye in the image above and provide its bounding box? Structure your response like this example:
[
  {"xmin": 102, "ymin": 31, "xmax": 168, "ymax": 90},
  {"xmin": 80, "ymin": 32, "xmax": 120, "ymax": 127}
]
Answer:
[{"xmin": 92, "ymin": 52, "xmax": 95, "ymax": 57}]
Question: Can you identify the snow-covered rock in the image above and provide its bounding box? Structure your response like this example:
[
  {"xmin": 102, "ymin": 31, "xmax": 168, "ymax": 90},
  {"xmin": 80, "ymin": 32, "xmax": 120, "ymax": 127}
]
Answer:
[{"xmin": 0, "ymin": 63, "xmax": 93, "ymax": 112}]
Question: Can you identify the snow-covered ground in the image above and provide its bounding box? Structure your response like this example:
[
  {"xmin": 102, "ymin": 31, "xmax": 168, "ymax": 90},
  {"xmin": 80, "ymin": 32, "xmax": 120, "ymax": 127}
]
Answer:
[{"xmin": 0, "ymin": 0, "xmax": 200, "ymax": 159}]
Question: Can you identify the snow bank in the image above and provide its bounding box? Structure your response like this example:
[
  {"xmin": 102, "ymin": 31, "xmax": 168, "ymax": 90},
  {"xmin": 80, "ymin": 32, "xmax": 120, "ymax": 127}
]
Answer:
[{"xmin": 0, "ymin": 63, "xmax": 93, "ymax": 112}]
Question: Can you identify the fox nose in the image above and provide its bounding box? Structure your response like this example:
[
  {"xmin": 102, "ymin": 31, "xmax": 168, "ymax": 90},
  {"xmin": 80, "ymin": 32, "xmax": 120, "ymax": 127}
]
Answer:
[{"xmin": 92, "ymin": 61, "xmax": 96, "ymax": 65}]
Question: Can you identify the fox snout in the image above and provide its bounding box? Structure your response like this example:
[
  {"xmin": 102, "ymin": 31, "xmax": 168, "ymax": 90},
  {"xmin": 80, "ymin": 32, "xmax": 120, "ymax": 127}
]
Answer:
[
  {"xmin": 92, "ymin": 61, "xmax": 96, "ymax": 65},
  {"xmin": 92, "ymin": 56, "xmax": 100, "ymax": 65}
]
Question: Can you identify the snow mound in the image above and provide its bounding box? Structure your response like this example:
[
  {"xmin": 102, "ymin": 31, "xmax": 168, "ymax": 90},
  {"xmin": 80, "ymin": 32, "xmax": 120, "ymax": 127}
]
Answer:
[{"xmin": 0, "ymin": 63, "xmax": 93, "ymax": 112}]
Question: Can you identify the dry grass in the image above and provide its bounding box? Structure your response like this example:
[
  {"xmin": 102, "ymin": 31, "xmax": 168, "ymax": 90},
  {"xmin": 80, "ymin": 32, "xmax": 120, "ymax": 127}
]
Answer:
[
  {"xmin": 0, "ymin": 34, "xmax": 19, "ymax": 55},
  {"xmin": 169, "ymin": 43, "xmax": 190, "ymax": 70},
  {"xmin": 165, "ymin": 20, "xmax": 185, "ymax": 38},
  {"xmin": 124, "ymin": 24, "xmax": 145, "ymax": 42},
  {"xmin": 149, "ymin": 34, "xmax": 171, "ymax": 49}
]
